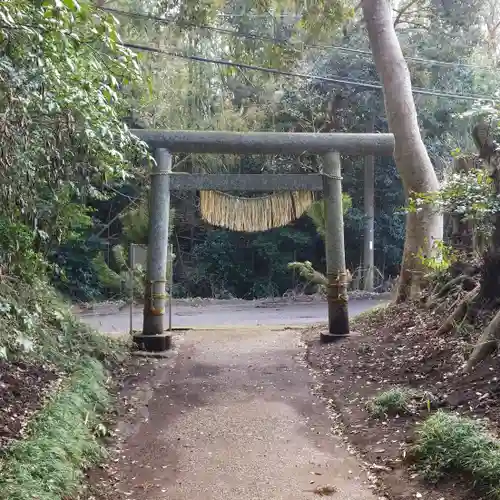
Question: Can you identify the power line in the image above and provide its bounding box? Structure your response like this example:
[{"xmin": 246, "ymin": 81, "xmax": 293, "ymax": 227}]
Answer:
[
  {"xmin": 123, "ymin": 42, "xmax": 498, "ymax": 102},
  {"xmin": 103, "ymin": 6, "xmax": 497, "ymax": 73}
]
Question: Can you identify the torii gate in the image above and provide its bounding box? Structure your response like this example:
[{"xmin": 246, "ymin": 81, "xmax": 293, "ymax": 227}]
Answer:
[{"xmin": 131, "ymin": 130, "xmax": 394, "ymax": 352}]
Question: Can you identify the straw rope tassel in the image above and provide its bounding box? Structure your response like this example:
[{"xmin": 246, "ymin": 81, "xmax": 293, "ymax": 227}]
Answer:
[{"xmin": 199, "ymin": 190, "xmax": 314, "ymax": 232}]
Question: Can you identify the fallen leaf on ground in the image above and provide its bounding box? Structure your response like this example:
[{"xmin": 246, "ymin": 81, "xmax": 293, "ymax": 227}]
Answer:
[{"xmin": 311, "ymin": 485, "xmax": 337, "ymax": 496}]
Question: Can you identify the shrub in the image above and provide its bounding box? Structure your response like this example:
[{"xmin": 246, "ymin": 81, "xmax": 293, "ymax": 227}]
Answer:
[
  {"xmin": 367, "ymin": 387, "xmax": 416, "ymax": 418},
  {"xmin": 412, "ymin": 411, "xmax": 500, "ymax": 498}
]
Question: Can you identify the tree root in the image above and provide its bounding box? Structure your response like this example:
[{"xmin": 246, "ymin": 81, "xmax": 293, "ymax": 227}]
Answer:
[
  {"xmin": 435, "ymin": 275, "xmax": 467, "ymax": 297},
  {"xmin": 449, "ymin": 261, "xmax": 480, "ymax": 279},
  {"xmin": 434, "ymin": 294, "xmax": 459, "ymax": 317},
  {"xmin": 427, "ymin": 275, "xmax": 471, "ymax": 309},
  {"xmin": 425, "ymin": 281, "xmax": 442, "ymax": 308},
  {"xmin": 436, "ymin": 285, "xmax": 479, "ymax": 335},
  {"xmin": 464, "ymin": 307, "xmax": 500, "ymax": 372}
]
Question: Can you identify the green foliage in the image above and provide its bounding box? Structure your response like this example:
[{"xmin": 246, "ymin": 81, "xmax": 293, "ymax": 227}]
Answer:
[
  {"xmin": 0, "ymin": 219, "xmax": 48, "ymax": 282},
  {"xmin": 259, "ymin": 80, "xmax": 406, "ymax": 273},
  {"xmin": 297, "ymin": 0, "xmax": 352, "ymax": 40},
  {"xmin": 91, "ymin": 244, "xmax": 151, "ymax": 299},
  {"xmin": 87, "ymin": 199, "xmax": 177, "ymax": 300},
  {"xmin": 0, "ymin": 0, "xmax": 148, "ymax": 282},
  {"xmin": 0, "ymin": 255, "xmax": 126, "ymax": 498},
  {"xmin": 416, "ymin": 240, "xmax": 457, "ymax": 273},
  {"xmin": 181, "ymin": 225, "xmax": 315, "ymax": 298},
  {"xmin": 413, "ymin": 411, "xmax": 500, "ymax": 498},
  {"xmin": 441, "ymin": 168, "xmax": 500, "ymax": 223},
  {"xmin": 49, "ymin": 238, "xmax": 108, "ymax": 301},
  {"xmin": 121, "ymin": 203, "xmax": 151, "ymax": 245},
  {"xmin": 150, "ymin": 0, "xmax": 350, "ymax": 51},
  {"xmin": 307, "ymin": 194, "xmax": 352, "ymax": 239},
  {"xmin": 92, "ymin": 253, "xmax": 123, "ymax": 291},
  {"xmin": 288, "ymin": 260, "xmax": 326, "ymax": 286},
  {"xmin": 120, "ymin": 199, "xmax": 176, "ymax": 244},
  {"xmin": 409, "ymin": 167, "xmax": 499, "ymax": 254},
  {"xmin": 0, "ymin": 1, "xmax": 133, "ymax": 474},
  {"xmin": 0, "ymin": 357, "xmax": 111, "ymax": 500},
  {"xmin": 0, "ymin": 278, "xmax": 124, "ymax": 370},
  {"xmin": 367, "ymin": 387, "xmax": 416, "ymax": 418},
  {"xmin": 409, "ymin": 168, "xmax": 500, "ymax": 222},
  {"xmin": 112, "ymin": 244, "xmax": 128, "ymax": 270},
  {"xmin": 109, "ymin": 0, "xmax": 500, "ymax": 301},
  {"xmin": 286, "ymin": 194, "xmax": 352, "ymax": 289}
]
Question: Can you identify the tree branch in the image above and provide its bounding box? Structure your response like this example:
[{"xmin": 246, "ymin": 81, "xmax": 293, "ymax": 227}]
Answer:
[{"xmin": 393, "ymin": 0, "xmax": 423, "ymax": 27}]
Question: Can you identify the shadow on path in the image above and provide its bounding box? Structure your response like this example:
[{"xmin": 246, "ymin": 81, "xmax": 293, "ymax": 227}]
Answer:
[{"xmin": 101, "ymin": 322, "xmax": 382, "ymax": 500}]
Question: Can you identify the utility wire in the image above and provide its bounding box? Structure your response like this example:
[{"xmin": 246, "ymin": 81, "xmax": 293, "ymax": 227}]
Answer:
[
  {"xmin": 103, "ymin": 6, "xmax": 497, "ymax": 73},
  {"xmin": 123, "ymin": 42, "xmax": 498, "ymax": 102}
]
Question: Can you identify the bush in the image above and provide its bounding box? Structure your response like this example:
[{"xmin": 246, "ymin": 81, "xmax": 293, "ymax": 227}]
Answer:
[
  {"xmin": 0, "ymin": 219, "xmax": 47, "ymax": 283},
  {"xmin": 367, "ymin": 387, "xmax": 416, "ymax": 418},
  {"xmin": 413, "ymin": 411, "xmax": 500, "ymax": 498},
  {"xmin": 184, "ymin": 226, "xmax": 316, "ymax": 299},
  {"xmin": 0, "ymin": 279, "xmax": 125, "ymax": 369}
]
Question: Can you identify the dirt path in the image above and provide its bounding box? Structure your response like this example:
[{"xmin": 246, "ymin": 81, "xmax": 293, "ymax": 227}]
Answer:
[{"xmin": 95, "ymin": 306, "xmax": 385, "ymax": 500}]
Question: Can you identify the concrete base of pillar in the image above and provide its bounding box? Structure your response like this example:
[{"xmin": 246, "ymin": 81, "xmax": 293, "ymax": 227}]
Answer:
[
  {"xmin": 319, "ymin": 331, "xmax": 361, "ymax": 344},
  {"xmin": 320, "ymin": 332, "xmax": 349, "ymax": 344},
  {"xmin": 131, "ymin": 349, "xmax": 175, "ymax": 359},
  {"xmin": 133, "ymin": 332, "xmax": 172, "ymax": 352}
]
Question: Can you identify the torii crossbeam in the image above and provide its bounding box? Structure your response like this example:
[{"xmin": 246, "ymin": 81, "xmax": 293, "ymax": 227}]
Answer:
[{"xmin": 131, "ymin": 130, "xmax": 394, "ymax": 352}]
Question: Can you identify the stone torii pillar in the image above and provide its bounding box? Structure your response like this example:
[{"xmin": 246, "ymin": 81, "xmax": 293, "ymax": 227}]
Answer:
[{"xmin": 131, "ymin": 130, "xmax": 395, "ymax": 352}]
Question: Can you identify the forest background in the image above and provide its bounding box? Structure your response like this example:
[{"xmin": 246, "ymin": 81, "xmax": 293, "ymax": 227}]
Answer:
[{"xmin": 5, "ymin": 0, "xmax": 499, "ymax": 304}]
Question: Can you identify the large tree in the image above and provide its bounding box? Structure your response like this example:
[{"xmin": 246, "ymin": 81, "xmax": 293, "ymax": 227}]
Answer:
[{"xmin": 362, "ymin": 0, "xmax": 443, "ymax": 301}]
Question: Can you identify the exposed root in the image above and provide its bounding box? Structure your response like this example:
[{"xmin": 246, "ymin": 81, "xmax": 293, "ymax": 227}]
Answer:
[
  {"xmin": 425, "ymin": 281, "xmax": 442, "ymax": 308},
  {"xmin": 435, "ymin": 275, "xmax": 467, "ymax": 297},
  {"xmin": 426, "ymin": 275, "xmax": 476, "ymax": 309},
  {"xmin": 434, "ymin": 294, "xmax": 460, "ymax": 316},
  {"xmin": 448, "ymin": 261, "xmax": 480, "ymax": 278},
  {"xmin": 436, "ymin": 285, "xmax": 480, "ymax": 335},
  {"xmin": 465, "ymin": 307, "xmax": 500, "ymax": 372}
]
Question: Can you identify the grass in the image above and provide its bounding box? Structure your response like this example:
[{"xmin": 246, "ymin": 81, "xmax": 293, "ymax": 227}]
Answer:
[
  {"xmin": 413, "ymin": 411, "xmax": 500, "ymax": 499},
  {"xmin": 0, "ymin": 357, "xmax": 111, "ymax": 500},
  {"xmin": 351, "ymin": 302, "xmax": 390, "ymax": 325},
  {"xmin": 367, "ymin": 387, "xmax": 416, "ymax": 418},
  {"xmin": 0, "ymin": 278, "xmax": 128, "ymax": 499},
  {"xmin": 0, "ymin": 278, "xmax": 127, "ymax": 369}
]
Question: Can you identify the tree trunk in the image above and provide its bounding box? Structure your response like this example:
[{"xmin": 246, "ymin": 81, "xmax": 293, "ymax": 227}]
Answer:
[
  {"xmin": 465, "ymin": 307, "xmax": 500, "ymax": 373},
  {"xmin": 363, "ymin": 114, "xmax": 375, "ymax": 291},
  {"xmin": 362, "ymin": 0, "xmax": 443, "ymax": 302},
  {"xmin": 471, "ymin": 123, "xmax": 500, "ymax": 307}
]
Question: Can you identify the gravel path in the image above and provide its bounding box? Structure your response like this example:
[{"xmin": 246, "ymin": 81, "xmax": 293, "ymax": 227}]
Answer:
[{"xmin": 91, "ymin": 300, "xmax": 383, "ymax": 500}]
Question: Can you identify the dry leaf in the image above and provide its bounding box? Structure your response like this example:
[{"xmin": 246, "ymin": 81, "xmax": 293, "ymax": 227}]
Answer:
[{"xmin": 312, "ymin": 485, "xmax": 337, "ymax": 496}]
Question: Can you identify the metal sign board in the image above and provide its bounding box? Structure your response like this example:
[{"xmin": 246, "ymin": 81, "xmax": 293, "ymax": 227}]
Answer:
[{"xmin": 131, "ymin": 244, "xmax": 147, "ymax": 269}]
